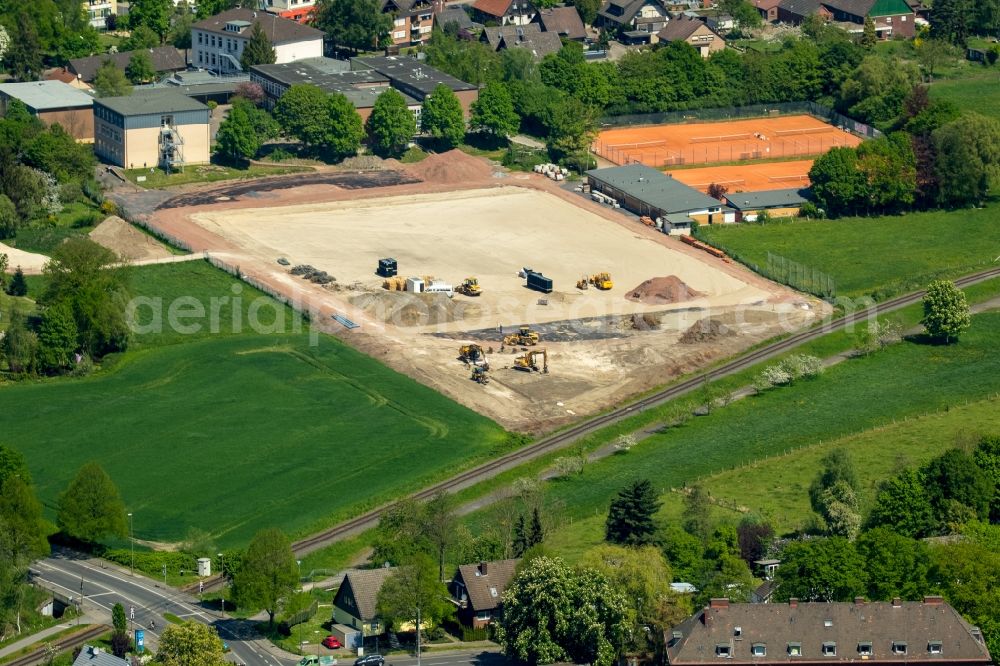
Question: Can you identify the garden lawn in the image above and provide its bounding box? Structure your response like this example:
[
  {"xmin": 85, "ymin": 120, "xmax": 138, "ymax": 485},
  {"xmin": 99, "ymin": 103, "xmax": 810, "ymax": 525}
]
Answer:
[
  {"xmin": 930, "ymin": 71, "xmax": 1000, "ymax": 123},
  {"xmin": 530, "ymin": 311, "xmax": 1000, "ymax": 559},
  {"xmin": 0, "ymin": 261, "xmax": 504, "ymax": 547},
  {"xmin": 697, "ymin": 206, "xmax": 1000, "ymax": 299}
]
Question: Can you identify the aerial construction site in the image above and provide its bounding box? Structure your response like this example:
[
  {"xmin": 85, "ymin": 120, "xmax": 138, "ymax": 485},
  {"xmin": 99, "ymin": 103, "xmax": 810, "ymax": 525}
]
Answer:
[{"xmin": 148, "ymin": 150, "xmax": 827, "ymax": 432}]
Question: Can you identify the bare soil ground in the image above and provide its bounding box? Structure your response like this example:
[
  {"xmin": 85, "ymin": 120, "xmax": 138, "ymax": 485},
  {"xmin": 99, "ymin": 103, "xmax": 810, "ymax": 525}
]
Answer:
[
  {"xmin": 0, "ymin": 241, "xmax": 49, "ymax": 274},
  {"xmin": 145, "ymin": 150, "xmax": 828, "ymax": 432},
  {"xmin": 89, "ymin": 216, "xmax": 176, "ymax": 262}
]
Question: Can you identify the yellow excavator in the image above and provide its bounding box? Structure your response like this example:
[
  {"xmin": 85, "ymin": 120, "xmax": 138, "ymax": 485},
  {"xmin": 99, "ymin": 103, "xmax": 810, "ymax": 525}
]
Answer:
[
  {"xmin": 471, "ymin": 366, "xmax": 490, "ymax": 384},
  {"xmin": 459, "ymin": 344, "xmax": 486, "ymax": 365},
  {"xmin": 589, "ymin": 272, "xmax": 613, "ymax": 290},
  {"xmin": 576, "ymin": 275, "xmax": 589, "ymax": 290},
  {"xmin": 503, "ymin": 325, "xmax": 540, "ymax": 347},
  {"xmin": 513, "ymin": 348, "xmax": 548, "ymax": 373},
  {"xmin": 456, "ymin": 277, "xmax": 482, "ymax": 297}
]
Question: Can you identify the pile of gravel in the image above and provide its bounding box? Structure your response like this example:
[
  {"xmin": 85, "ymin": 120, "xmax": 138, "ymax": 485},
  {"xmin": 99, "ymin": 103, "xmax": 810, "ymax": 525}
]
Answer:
[{"xmin": 290, "ymin": 264, "xmax": 335, "ymax": 284}]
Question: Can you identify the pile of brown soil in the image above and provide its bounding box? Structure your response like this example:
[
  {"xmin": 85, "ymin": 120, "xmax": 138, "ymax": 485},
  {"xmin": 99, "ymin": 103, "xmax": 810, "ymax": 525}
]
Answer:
[
  {"xmin": 349, "ymin": 291, "xmax": 482, "ymax": 327},
  {"xmin": 679, "ymin": 318, "xmax": 736, "ymax": 344},
  {"xmin": 89, "ymin": 216, "xmax": 174, "ymax": 261},
  {"xmin": 625, "ymin": 276, "xmax": 703, "ymax": 305},
  {"xmin": 405, "ymin": 149, "xmax": 494, "ymax": 184}
]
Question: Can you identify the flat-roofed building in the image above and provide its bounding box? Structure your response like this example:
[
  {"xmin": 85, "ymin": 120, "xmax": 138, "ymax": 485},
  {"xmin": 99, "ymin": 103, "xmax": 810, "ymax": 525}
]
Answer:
[
  {"xmin": 352, "ymin": 55, "xmax": 480, "ymax": 117},
  {"xmin": 0, "ymin": 80, "xmax": 95, "ymax": 141},
  {"xmin": 93, "ymin": 90, "xmax": 210, "ymax": 169}
]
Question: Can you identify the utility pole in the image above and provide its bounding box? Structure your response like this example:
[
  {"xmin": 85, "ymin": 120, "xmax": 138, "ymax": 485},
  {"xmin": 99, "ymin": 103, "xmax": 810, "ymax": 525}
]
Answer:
[
  {"xmin": 218, "ymin": 553, "xmax": 225, "ymax": 615},
  {"xmin": 78, "ymin": 574, "xmax": 84, "ymax": 626},
  {"xmin": 128, "ymin": 512, "xmax": 134, "ymax": 576},
  {"xmin": 416, "ymin": 606, "xmax": 421, "ymax": 666},
  {"xmin": 162, "ymin": 563, "xmax": 167, "ymax": 587}
]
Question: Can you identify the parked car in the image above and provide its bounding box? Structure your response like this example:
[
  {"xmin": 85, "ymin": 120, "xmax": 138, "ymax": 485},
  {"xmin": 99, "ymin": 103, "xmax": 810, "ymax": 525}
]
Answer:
[
  {"xmin": 298, "ymin": 656, "xmax": 337, "ymax": 666},
  {"xmin": 322, "ymin": 636, "xmax": 343, "ymax": 649},
  {"xmin": 354, "ymin": 655, "xmax": 384, "ymax": 666}
]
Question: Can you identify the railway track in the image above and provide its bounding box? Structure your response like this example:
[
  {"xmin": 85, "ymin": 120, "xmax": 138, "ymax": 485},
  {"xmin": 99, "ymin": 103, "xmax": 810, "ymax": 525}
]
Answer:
[
  {"xmin": 3, "ymin": 625, "xmax": 109, "ymax": 666},
  {"xmin": 292, "ymin": 266, "xmax": 1000, "ymax": 556}
]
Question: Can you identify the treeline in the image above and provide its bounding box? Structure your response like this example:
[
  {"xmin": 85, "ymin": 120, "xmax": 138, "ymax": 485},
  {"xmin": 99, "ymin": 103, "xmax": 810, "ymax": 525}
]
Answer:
[
  {"xmin": 0, "ymin": 101, "xmax": 99, "ymax": 239},
  {"xmin": 2, "ymin": 238, "xmax": 131, "ymax": 377},
  {"xmin": 809, "ymin": 88, "xmax": 1000, "ymax": 216}
]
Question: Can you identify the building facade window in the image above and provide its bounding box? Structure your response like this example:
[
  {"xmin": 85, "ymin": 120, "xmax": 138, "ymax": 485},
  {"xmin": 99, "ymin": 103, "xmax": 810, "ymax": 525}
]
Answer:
[
  {"xmin": 787, "ymin": 643, "xmax": 802, "ymax": 657},
  {"xmin": 822, "ymin": 642, "xmax": 837, "ymax": 657},
  {"xmin": 751, "ymin": 644, "xmax": 766, "ymax": 657},
  {"xmin": 858, "ymin": 642, "xmax": 873, "ymax": 656}
]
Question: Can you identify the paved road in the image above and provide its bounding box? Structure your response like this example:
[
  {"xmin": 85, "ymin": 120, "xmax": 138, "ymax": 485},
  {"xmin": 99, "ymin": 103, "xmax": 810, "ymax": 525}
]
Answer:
[
  {"xmin": 30, "ymin": 551, "xmax": 293, "ymax": 666},
  {"xmin": 386, "ymin": 650, "xmax": 505, "ymax": 666}
]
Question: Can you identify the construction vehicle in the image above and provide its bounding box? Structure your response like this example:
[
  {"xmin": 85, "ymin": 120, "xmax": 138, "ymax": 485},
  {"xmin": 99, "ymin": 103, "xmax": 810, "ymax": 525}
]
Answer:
[
  {"xmin": 589, "ymin": 272, "xmax": 613, "ymax": 290},
  {"xmin": 459, "ymin": 344, "xmax": 486, "ymax": 365},
  {"xmin": 471, "ymin": 366, "xmax": 490, "ymax": 384},
  {"xmin": 513, "ymin": 348, "xmax": 548, "ymax": 373},
  {"xmin": 640, "ymin": 216, "xmax": 655, "ymax": 227},
  {"xmin": 456, "ymin": 277, "xmax": 482, "ymax": 297},
  {"xmin": 503, "ymin": 325, "xmax": 540, "ymax": 347},
  {"xmin": 576, "ymin": 275, "xmax": 589, "ymax": 290}
]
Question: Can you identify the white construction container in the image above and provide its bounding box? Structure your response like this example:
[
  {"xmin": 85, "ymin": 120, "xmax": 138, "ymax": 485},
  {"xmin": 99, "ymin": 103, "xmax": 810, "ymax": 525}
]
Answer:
[
  {"xmin": 425, "ymin": 281, "xmax": 454, "ymax": 297},
  {"xmin": 406, "ymin": 277, "xmax": 425, "ymax": 293}
]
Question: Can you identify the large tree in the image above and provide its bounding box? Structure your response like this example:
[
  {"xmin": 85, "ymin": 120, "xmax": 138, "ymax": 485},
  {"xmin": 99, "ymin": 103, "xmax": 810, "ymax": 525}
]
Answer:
[
  {"xmin": 125, "ymin": 52, "xmax": 156, "ymax": 84},
  {"xmin": 497, "ymin": 556, "xmax": 628, "ymax": 666},
  {"xmin": 153, "ymin": 621, "xmax": 228, "ymax": 666},
  {"xmin": 127, "ymin": 0, "xmax": 172, "ymax": 42},
  {"xmin": 420, "ymin": 492, "xmax": 456, "ymax": 581},
  {"xmin": 921, "ymin": 280, "xmax": 971, "ymax": 344},
  {"xmin": 932, "ymin": 113, "xmax": 1000, "ymax": 208},
  {"xmin": 1, "ymin": 310, "xmax": 36, "ymax": 374},
  {"xmin": 36, "ymin": 302, "xmax": 79, "ymax": 375},
  {"xmin": 0, "ymin": 445, "xmax": 32, "ymax": 489},
  {"xmin": 807, "ymin": 147, "xmax": 866, "ymax": 217},
  {"xmin": 325, "ymin": 93, "xmax": 364, "ymax": 159},
  {"xmin": 216, "ymin": 101, "xmax": 262, "ymax": 162},
  {"xmin": 365, "ymin": 88, "xmax": 415, "ymax": 157},
  {"xmin": 605, "ymin": 479, "xmax": 661, "ymax": 546},
  {"xmin": 56, "ymin": 462, "xmax": 127, "ymax": 544},
  {"xmin": 0, "ymin": 476, "xmax": 50, "ymax": 565},
  {"xmin": 232, "ymin": 527, "xmax": 298, "ymax": 625},
  {"xmin": 855, "ymin": 528, "xmax": 930, "ymax": 601},
  {"xmin": 312, "ymin": 0, "xmax": 391, "ymax": 53},
  {"xmin": 470, "ymin": 82, "xmax": 518, "ymax": 141},
  {"xmin": 24, "ymin": 123, "xmax": 97, "ymax": 184},
  {"xmin": 930, "ymin": 0, "xmax": 972, "ymax": 46},
  {"xmin": 3, "ymin": 13, "xmax": 43, "ymax": 82},
  {"xmin": 774, "ymin": 537, "xmax": 866, "ymax": 602},
  {"xmin": 375, "ymin": 553, "xmax": 454, "ymax": 633},
  {"xmin": 421, "ymin": 84, "xmax": 465, "ymax": 149},
  {"xmin": 239, "ymin": 21, "xmax": 276, "ymax": 70},
  {"xmin": 921, "ymin": 448, "xmax": 993, "ymax": 523},
  {"xmin": 973, "ymin": 435, "xmax": 1000, "ymax": 522},
  {"xmin": 545, "ymin": 95, "xmax": 598, "ymax": 171},
  {"xmin": 93, "ymin": 59, "xmax": 133, "ymax": 98},
  {"xmin": 274, "ymin": 84, "xmax": 331, "ymax": 149},
  {"xmin": 42, "ymin": 238, "xmax": 131, "ymax": 357},
  {"xmin": 866, "ymin": 468, "xmax": 937, "ymax": 538}
]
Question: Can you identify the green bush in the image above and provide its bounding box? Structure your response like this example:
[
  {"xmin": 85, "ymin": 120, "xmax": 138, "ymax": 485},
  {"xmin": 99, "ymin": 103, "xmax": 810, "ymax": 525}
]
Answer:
[
  {"xmin": 277, "ymin": 592, "xmax": 317, "ymax": 635},
  {"xmin": 100, "ymin": 548, "xmax": 198, "ymax": 578}
]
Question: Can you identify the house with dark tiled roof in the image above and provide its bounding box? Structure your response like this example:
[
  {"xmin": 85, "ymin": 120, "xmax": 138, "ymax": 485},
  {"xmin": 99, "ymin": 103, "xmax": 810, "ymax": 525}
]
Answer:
[
  {"xmin": 191, "ymin": 8, "xmax": 323, "ymax": 74},
  {"xmin": 654, "ymin": 16, "xmax": 724, "ymax": 57},
  {"xmin": 72, "ymin": 646, "xmax": 128, "ymax": 666},
  {"xmin": 69, "ymin": 46, "xmax": 187, "ymax": 84},
  {"xmin": 532, "ymin": 6, "xmax": 587, "ymax": 40},
  {"xmin": 436, "ymin": 6, "xmax": 479, "ymax": 34},
  {"xmin": 471, "ymin": 0, "xmax": 536, "ymax": 26},
  {"xmin": 596, "ymin": 0, "xmax": 669, "ymax": 35},
  {"xmin": 822, "ymin": 0, "xmax": 915, "ymax": 37},
  {"xmin": 480, "ymin": 23, "xmax": 563, "ymax": 59},
  {"xmin": 666, "ymin": 597, "xmax": 992, "ymax": 666},
  {"xmin": 776, "ymin": 0, "xmax": 831, "ymax": 24},
  {"xmin": 449, "ymin": 559, "xmax": 520, "ymax": 628},
  {"xmin": 332, "ymin": 568, "xmax": 395, "ymax": 637}
]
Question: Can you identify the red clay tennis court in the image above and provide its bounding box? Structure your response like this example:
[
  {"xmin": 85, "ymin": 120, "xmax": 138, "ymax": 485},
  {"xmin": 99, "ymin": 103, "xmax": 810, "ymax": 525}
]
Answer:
[
  {"xmin": 593, "ymin": 115, "xmax": 861, "ymax": 168},
  {"xmin": 666, "ymin": 160, "xmax": 814, "ymax": 193}
]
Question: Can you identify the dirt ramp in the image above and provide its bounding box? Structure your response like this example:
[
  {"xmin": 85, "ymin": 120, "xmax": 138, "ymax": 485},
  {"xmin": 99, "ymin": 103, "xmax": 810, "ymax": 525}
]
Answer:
[
  {"xmin": 405, "ymin": 149, "xmax": 494, "ymax": 185},
  {"xmin": 625, "ymin": 276, "xmax": 703, "ymax": 305},
  {"xmin": 89, "ymin": 216, "xmax": 174, "ymax": 261}
]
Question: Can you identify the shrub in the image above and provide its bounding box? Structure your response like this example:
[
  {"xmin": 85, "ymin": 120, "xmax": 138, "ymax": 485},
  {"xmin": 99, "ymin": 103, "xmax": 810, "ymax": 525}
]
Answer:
[
  {"xmin": 100, "ymin": 200, "xmax": 119, "ymax": 216},
  {"xmin": 614, "ymin": 433, "xmax": 637, "ymax": 453},
  {"xmin": 267, "ymin": 147, "xmax": 295, "ymax": 162},
  {"xmin": 761, "ymin": 364, "xmax": 792, "ymax": 387},
  {"xmin": 780, "ymin": 354, "xmax": 824, "ymax": 380}
]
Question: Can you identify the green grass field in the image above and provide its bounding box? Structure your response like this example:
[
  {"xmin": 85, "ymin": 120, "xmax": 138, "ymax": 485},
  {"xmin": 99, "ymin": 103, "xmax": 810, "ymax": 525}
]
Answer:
[
  {"xmin": 125, "ymin": 163, "xmax": 309, "ymax": 189},
  {"xmin": 697, "ymin": 207, "xmax": 1000, "ymax": 299},
  {"xmin": 1, "ymin": 261, "xmax": 504, "ymax": 547},
  {"xmin": 930, "ymin": 70, "xmax": 1000, "ymax": 123},
  {"xmin": 522, "ymin": 311, "xmax": 1000, "ymax": 560}
]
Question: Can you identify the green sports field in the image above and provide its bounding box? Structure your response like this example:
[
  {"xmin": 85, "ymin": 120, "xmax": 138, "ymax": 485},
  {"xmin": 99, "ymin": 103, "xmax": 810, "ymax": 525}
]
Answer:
[
  {"xmin": 1, "ymin": 261, "xmax": 504, "ymax": 547},
  {"xmin": 697, "ymin": 205, "xmax": 1000, "ymax": 299}
]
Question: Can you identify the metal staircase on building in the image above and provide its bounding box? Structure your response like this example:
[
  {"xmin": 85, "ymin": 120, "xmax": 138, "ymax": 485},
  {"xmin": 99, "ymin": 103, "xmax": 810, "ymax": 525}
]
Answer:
[{"xmin": 160, "ymin": 123, "xmax": 185, "ymax": 171}]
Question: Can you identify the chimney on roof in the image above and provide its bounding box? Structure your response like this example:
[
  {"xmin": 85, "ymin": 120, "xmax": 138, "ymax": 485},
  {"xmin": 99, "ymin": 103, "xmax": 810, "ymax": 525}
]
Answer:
[
  {"xmin": 789, "ymin": 598, "xmax": 798, "ymax": 608},
  {"xmin": 854, "ymin": 597, "xmax": 865, "ymax": 606},
  {"xmin": 479, "ymin": 561, "xmax": 488, "ymax": 576},
  {"xmin": 702, "ymin": 609, "xmax": 712, "ymax": 626},
  {"xmin": 892, "ymin": 597, "xmax": 902, "ymax": 607},
  {"xmin": 923, "ymin": 595, "xmax": 944, "ymax": 606},
  {"xmin": 709, "ymin": 598, "xmax": 729, "ymax": 610}
]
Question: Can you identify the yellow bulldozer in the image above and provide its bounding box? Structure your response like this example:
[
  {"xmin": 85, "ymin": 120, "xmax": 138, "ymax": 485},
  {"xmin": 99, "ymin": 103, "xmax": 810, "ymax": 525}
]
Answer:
[
  {"xmin": 471, "ymin": 366, "xmax": 490, "ymax": 384},
  {"xmin": 576, "ymin": 275, "xmax": 589, "ymax": 290},
  {"xmin": 456, "ymin": 277, "xmax": 482, "ymax": 297},
  {"xmin": 459, "ymin": 344, "xmax": 486, "ymax": 365},
  {"xmin": 589, "ymin": 272, "xmax": 613, "ymax": 290},
  {"xmin": 503, "ymin": 325, "xmax": 540, "ymax": 347},
  {"xmin": 513, "ymin": 348, "xmax": 548, "ymax": 373}
]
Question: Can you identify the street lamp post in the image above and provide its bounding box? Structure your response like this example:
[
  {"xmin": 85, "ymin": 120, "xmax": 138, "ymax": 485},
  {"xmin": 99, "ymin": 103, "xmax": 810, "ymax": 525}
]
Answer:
[
  {"xmin": 127, "ymin": 512, "xmax": 134, "ymax": 576},
  {"xmin": 218, "ymin": 553, "xmax": 225, "ymax": 615}
]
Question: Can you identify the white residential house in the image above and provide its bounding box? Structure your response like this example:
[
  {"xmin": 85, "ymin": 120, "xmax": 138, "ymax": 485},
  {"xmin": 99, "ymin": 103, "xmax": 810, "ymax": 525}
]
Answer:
[{"xmin": 191, "ymin": 8, "xmax": 323, "ymax": 74}]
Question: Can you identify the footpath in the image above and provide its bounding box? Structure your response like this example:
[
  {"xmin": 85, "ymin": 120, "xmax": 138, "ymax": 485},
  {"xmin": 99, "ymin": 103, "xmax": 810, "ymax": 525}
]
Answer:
[{"xmin": 0, "ymin": 614, "xmax": 100, "ymax": 661}]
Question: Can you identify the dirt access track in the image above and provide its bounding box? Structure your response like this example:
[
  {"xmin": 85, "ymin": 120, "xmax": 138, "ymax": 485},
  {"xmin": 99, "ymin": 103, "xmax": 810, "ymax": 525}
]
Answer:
[{"xmin": 146, "ymin": 151, "xmax": 828, "ymax": 432}]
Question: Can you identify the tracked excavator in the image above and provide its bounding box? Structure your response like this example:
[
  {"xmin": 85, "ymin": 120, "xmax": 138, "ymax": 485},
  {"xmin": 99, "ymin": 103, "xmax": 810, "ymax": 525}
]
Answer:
[{"xmin": 513, "ymin": 348, "xmax": 548, "ymax": 373}]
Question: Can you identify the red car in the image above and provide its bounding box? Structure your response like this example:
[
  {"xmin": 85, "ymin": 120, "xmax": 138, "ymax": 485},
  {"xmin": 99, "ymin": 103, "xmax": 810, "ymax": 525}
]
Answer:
[{"xmin": 322, "ymin": 636, "xmax": 343, "ymax": 650}]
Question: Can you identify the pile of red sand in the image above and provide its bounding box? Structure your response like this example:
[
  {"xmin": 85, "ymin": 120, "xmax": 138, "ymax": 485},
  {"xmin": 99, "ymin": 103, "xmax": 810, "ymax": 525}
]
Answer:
[
  {"xmin": 625, "ymin": 276, "xmax": 703, "ymax": 305},
  {"xmin": 405, "ymin": 149, "xmax": 494, "ymax": 184}
]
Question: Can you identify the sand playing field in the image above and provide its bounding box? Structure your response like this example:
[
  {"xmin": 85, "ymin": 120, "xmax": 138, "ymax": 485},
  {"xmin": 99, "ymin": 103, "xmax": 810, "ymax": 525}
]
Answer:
[{"xmin": 190, "ymin": 186, "xmax": 772, "ymax": 332}]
